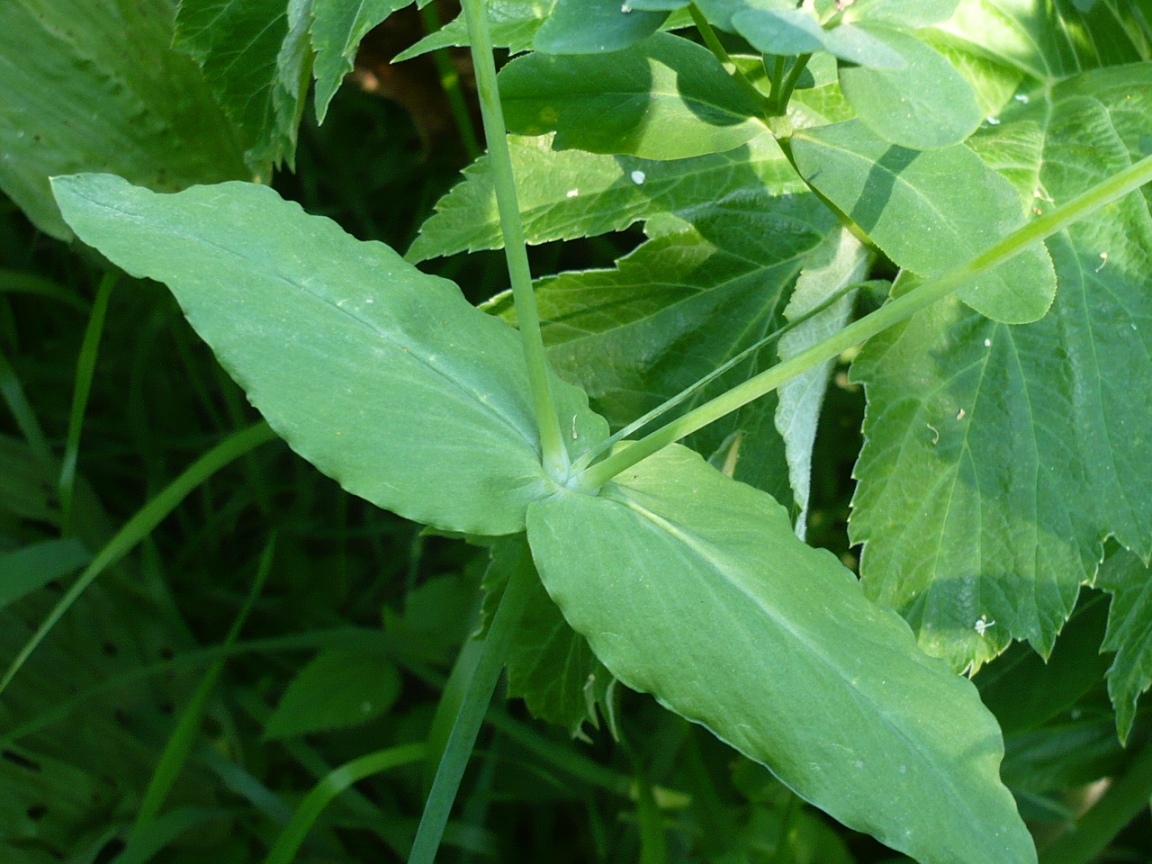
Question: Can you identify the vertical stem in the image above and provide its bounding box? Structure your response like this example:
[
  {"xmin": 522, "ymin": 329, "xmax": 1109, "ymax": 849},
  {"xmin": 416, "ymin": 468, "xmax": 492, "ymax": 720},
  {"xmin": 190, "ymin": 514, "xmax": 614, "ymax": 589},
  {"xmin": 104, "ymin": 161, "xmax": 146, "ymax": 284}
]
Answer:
[
  {"xmin": 419, "ymin": 2, "xmax": 482, "ymax": 160},
  {"xmin": 460, "ymin": 0, "xmax": 568, "ymax": 480}
]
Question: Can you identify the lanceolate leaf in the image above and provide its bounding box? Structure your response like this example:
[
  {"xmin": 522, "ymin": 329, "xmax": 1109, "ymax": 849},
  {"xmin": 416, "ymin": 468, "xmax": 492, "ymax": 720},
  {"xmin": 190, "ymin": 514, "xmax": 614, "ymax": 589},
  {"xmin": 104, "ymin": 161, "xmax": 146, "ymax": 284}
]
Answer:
[
  {"xmin": 534, "ymin": 0, "xmax": 667, "ymax": 54},
  {"xmin": 52, "ymin": 175, "xmax": 608, "ymax": 536},
  {"xmin": 0, "ymin": 0, "xmax": 249, "ymax": 239},
  {"xmin": 1097, "ymin": 551, "xmax": 1152, "ymax": 743},
  {"xmin": 527, "ymin": 445, "xmax": 1034, "ymax": 864},
  {"xmin": 407, "ymin": 132, "xmax": 802, "ymax": 262},
  {"xmin": 792, "ymin": 119, "xmax": 1057, "ymax": 323},
  {"xmin": 499, "ymin": 33, "xmax": 766, "ymax": 160},
  {"xmin": 850, "ymin": 64, "xmax": 1152, "ymax": 671}
]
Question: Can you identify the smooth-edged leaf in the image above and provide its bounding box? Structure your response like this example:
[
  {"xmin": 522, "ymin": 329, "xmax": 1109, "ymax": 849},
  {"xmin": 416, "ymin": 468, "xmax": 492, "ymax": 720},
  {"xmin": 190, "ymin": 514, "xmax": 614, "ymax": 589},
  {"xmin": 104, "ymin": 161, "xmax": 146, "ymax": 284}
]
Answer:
[
  {"xmin": 0, "ymin": 539, "xmax": 91, "ymax": 610},
  {"xmin": 499, "ymin": 33, "xmax": 766, "ymax": 160},
  {"xmin": 775, "ymin": 228, "xmax": 868, "ymax": 539},
  {"xmin": 52, "ymin": 174, "xmax": 608, "ymax": 536},
  {"xmin": 850, "ymin": 64, "xmax": 1152, "ymax": 671},
  {"xmin": 1097, "ymin": 551, "xmax": 1152, "ymax": 743},
  {"xmin": 264, "ymin": 649, "xmax": 402, "ymax": 739},
  {"xmin": 731, "ymin": 9, "xmax": 905, "ymax": 69},
  {"xmin": 527, "ymin": 444, "xmax": 1034, "ymax": 864},
  {"xmin": 841, "ymin": 0, "xmax": 960, "ymax": 27},
  {"xmin": 0, "ymin": 0, "xmax": 249, "ymax": 239},
  {"xmin": 174, "ymin": 0, "xmax": 305, "ymax": 172},
  {"xmin": 407, "ymin": 132, "xmax": 801, "ymax": 261},
  {"xmin": 534, "ymin": 0, "xmax": 668, "ymax": 53},
  {"xmin": 792, "ymin": 119, "xmax": 1056, "ymax": 323},
  {"xmin": 838, "ymin": 24, "xmax": 982, "ymax": 149},
  {"xmin": 312, "ymin": 0, "xmax": 412, "ymax": 122}
]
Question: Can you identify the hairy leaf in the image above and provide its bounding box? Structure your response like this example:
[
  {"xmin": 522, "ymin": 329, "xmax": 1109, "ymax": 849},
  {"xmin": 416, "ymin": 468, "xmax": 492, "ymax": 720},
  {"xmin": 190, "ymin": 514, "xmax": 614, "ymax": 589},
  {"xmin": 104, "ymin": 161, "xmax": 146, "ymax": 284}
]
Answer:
[
  {"xmin": 534, "ymin": 0, "xmax": 667, "ymax": 53},
  {"xmin": 850, "ymin": 64, "xmax": 1152, "ymax": 671},
  {"xmin": 1098, "ymin": 551, "xmax": 1152, "ymax": 743},
  {"xmin": 312, "ymin": 0, "xmax": 412, "ymax": 122},
  {"xmin": 792, "ymin": 120, "xmax": 1057, "ymax": 323},
  {"xmin": 528, "ymin": 445, "xmax": 1034, "ymax": 864},
  {"xmin": 407, "ymin": 132, "xmax": 801, "ymax": 261},
  {"xmin": 0, "ymin": 0, "xmax": 248, "ymax": 238},
  {"xmin": 499, "ymin": 33, "xmax": 765, "ymax": 159},
  {"xmin": 53, "ymin": 175, "xmax": 608, "ymax": 536}
]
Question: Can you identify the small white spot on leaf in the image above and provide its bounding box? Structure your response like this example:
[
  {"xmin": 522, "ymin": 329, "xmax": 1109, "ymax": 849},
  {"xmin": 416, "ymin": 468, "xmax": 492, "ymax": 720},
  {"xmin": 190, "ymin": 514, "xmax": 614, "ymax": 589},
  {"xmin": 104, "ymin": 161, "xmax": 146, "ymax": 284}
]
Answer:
[
  {"xmin": 566, "ymin": 188, "xmax": 579, "ymax": 198},
  {"xmin": 630, "ymin": 170, "xmax": 646, "ymax": 185}
]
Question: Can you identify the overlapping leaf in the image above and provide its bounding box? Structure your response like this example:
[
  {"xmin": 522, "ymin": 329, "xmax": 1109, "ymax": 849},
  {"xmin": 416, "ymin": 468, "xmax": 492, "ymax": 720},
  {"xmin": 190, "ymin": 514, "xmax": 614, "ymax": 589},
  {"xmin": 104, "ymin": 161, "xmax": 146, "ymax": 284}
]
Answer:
[
  {"xmin": 312, "ymin": 0, "xmax": 413, "ymax": 121},
  {"xmin": 0, "ymin": 0, "xmax": 248, "ymax": 239},
  {"xmin": 52, "ymin": 175, "xmax": 608, "ymax": 536},
  {"xmin": 407, "ymin": 132, "xmax": 802, "ymax": 261},
  {"xmin": 850, "ymin": 64, "xmax": 1152, "ymax": 671},
  {"xmin": 527, "ymin": 444, "xmax": 1034, "ymax": 864},
  {"xmin": 1097, "ymin": 551, "xmax": 1152, "ymax": 742},
  {"xmin": 534, "ymin": 0, "xmax": 667, "ymax": 53}
]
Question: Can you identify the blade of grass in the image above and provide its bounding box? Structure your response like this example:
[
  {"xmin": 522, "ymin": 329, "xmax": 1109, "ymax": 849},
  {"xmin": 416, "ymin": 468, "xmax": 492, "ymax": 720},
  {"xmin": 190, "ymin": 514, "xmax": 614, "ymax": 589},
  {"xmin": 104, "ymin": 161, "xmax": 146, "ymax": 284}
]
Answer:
[
  {"xmin": 0, "ymin": 421, "xmax": 278, "ymax": 697},
  {"xmin": 636, "ymin": 764, "xmax": 668, "ymax": 864},
  {"xmin": 131, "ymin": 535, "xmax": 276, "ymax": 836},
  {"xmin": 0, "ymin": 269, "xmax": 90, "ymax": 312},
  {"xmin": 0, "ymin": 348, "xmax": 54, "ymax": 471},
  {"xmin": 110, "ymin": 806, "xmax": 231, "ymax": 864},
  {"xmin": 418, "ymin": 2, "xmax": 482, "ymax": 160},
  {"xmin": 263, "ymin": 743, "xmax": 427, "ymax": 864},
  {"xmin": 59, "ymin": 272, "xmax": 117, "ymax": 534},
  {"xmin": 407, "ymin": 551, "xmax": 534, "ymax": 864}
]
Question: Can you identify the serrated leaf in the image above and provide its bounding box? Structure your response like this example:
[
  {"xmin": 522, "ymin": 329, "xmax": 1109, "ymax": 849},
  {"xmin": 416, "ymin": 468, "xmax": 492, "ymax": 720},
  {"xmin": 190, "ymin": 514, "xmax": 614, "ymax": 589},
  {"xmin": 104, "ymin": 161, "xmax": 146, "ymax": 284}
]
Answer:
[
  {"xmin": 850, "ymin": 64, "xmax": 1152, "ymax": 671},
  {"xmin": 731, "ymin": 9, "xmax": 905, "ymax": 69},
  {"xmin": 841, "ymin": 0, "xmax": 960, "ymax": 27},
  {"xmin": 775, "ymin": 228, "xmax": 868, "ymax": 539},
  {"xmin": 838, "ymin": 24, "xmax": 982, "ymax": 149},
  {"xmin": 175, "ymin": 0, "xmax": 304, "ymax": 172},
  {"xmin": 0, "ymin": 0, "xmax": 249, "ymax": 238},
  {"xmin": 264, "ymin": 650, "xmax": 402, "ymax": 738},
  {"xmin": 1098, "ymin": 551, "xmax": 1152, "ymax": 743},
  {"xmin": 499, "ymin": 33, "xmax": 765, "ymax": 159},
  {"xmin": 53, "ymin": 174, "xmax": 608, "ymax": 536},
  {"xmin": 792, "ymin": 119, "xmax": 1057, "ymax": 323},
  {"xmin": 528, "ymin": 444, "xmax": 1034, "ymax": 864},
  {"xmin": 534, "ymin": 0, "xmax": 667, "ymax": 53},
  {"xmin": 407, "ymin": 132, "xmax": 801, "ymax": 261},
  {"xmin": 312, "ymin": 0, "xmax": 412, "ymax": 122}
]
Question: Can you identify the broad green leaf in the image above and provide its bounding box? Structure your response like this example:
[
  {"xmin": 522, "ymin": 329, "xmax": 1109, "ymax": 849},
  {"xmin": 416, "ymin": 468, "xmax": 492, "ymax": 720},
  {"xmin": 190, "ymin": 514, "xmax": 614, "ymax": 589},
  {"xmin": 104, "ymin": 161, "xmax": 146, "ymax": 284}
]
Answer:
[
  {"xmin": 52, "ymin": 174, "xmax": 608, "ymax": 536},
  {"xmin": 312, "ymin": 0, "xmax": 412, "ymax": 122},
  {"xmin": 918, "ymin": 30, "xmax": 1025, "ymax": 119},
  {"xmin": 1097, "ymin": 551, "xmax": 1152, "ymax": 743},
  {"xmin": 407, "ymin": 132, "xmax": 801, "ymax": 261},
  {"xmin": 841, "ymin": 0, "xmax": 960, "ymax": 27},
  {"xmin": 775, "ymin": 228, "xmax": 868, "ymax": 539},
  {"xmin": 0, "ymin": 0, "xmax": 248, "ymax": 238},
  {"xmin": 838, "ymin": 25, "xmax": 982, "ymax": 149},
  {"xmin": 264, "ymin": 649, "xmax": 402, "ymax": 738},
  {"xmin": 792, "ymin": 120, "xmax": 1057, "ymax": 323},
  {"xmin": 499, "ymin": 33, "xmax": 766, "ymax": 160},
  {"xmin": 731, "ymin": 9, "xmax": 905, "ymax": 69},
  {"xmin": 175, "ymin": 0, "xmax": 308, "ymax": 171},
  {"xmin": 534, "ymin": 0, "xmax": 667, "ymax": 53},
  {"xmin": 527, "ymin": 445, "xmax": 1034, "ymax": 864},
  {"xmin": 0, "ymin": 540, "xmax": 91, "ymax": 610},
  {"xmin": 850, "ymin": 64, "xmax": 1152, "ymax": 671}
]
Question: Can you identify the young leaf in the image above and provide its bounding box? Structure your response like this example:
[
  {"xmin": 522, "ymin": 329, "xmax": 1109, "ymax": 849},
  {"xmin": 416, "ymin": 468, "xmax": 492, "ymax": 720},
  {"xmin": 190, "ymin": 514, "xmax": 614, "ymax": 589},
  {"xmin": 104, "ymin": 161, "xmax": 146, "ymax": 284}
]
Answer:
[
  {"xmin": 792, "ymin": 119, "xmax": 1057, "ymax": 324},
  {"xmin": 775, "ymin": 228, "xmax": 868, "ymax": 539},
  {"xmin": 534, "ymin": 0, "xmax": 668, "ymax": 54},
  {"xmin": 0, "ymin": 0, "xmax": 248, "ymax": 239},
  {"xmin": 527, "ymin": 444, "xmax": 1035, "ymax": 864},
  {"xmin": 850, "ymin": 62, "xmax": 1152, "ymax": 672},
  {"xmin": 264, "ymin": 649, "xmax": 402, "ymax": 739},
  {"xmin": 407, "ymin": 132, "xmax": 801, "ymax": 261},
  {"xmin": 311, "ymin": 0, "xmax": 413, "ymax": 122},
  {"xmin": 52, "ymin": 175, "xmax": 608, "ymax": 536},
  {"xmin": 498, "ymin": 33, "xmax": 766, "ymax": 159},
  {"xmin": 1097, "ymin": 551, "xmax": 1152, "ymax": 744},
  {"xmin": 837, "ymin": 24, "xmax": 982, "ymax": 149}
]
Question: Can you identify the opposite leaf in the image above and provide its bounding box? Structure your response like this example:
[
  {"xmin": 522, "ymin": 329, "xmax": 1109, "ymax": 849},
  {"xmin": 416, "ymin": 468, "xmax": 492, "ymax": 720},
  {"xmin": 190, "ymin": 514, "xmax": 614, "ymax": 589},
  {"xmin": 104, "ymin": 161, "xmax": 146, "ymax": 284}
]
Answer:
[
  {"xmin": 527, "ymin": 444, "xmax": 1034, "ymax": 864},
  {"xmin": 52, "ymin": 175, "xmax": 607, "ymax": 536},
  {"xmin": 499, "ymin": 33, "xmax": 765, "ymax": 160}
]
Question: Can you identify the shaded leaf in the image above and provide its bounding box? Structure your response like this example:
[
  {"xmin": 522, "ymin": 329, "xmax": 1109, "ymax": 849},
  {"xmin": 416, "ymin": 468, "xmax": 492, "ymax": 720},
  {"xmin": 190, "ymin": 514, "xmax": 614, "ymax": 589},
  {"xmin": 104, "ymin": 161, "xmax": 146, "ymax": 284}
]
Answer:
[
  {"xmin": 0, "ymin": 540, "xmax": 91, "ymax": 610},
  {"xmin": 838, "ymin": 24, "xmax": 982, "ymax": 149},
  {"xmin": 534, "ymin": 0, "xmax": 667, "ymax": 54},
  {"xmin": 499, "ymin": 33, "xmax": 765, "ymax": 160},
  {"xmin": 0, "ymin": 0, "xmax": 248, "ymax": 238},
  {"xmin": 841, "ymin": 0, "xmax": 960, "ymax": 28},
  {"xmin": 528, "ymin": 444, "xmax": 1034, "ymax": 864},
  {"xmin": 1098, "ymin": 551, "xmax": 1152, "ymax": 743},
  {"xmin": 264, "ymin": 650, "xmax": 402, "ymax": 738},
  {"xmin": 792, "ymin": 119, "xmax": 1056, "ymax": 323},
  {"xmin": 53, "ymin": 175, "xmax": 608, "ymax": 536},
  {"xmin": 732, "ymin": 9, "xmax": 905, "ymax": 69},
  {"xmin": 407, "ymin": 132, "xmax": 801, "ymax": 261}
]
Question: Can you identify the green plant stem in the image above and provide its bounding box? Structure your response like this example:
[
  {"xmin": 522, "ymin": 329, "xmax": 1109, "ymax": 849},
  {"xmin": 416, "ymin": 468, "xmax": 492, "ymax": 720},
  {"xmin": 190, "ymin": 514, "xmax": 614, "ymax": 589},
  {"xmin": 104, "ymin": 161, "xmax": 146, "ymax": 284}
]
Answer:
[
  {"xmin": 689, "ymin": 5, "xmax": 774, "ymax": 115},
  {"xmin": 575, "ymin": 152, "xmax": 1152, "ymax": 491},
  {"xmin": 59, "ymin": 272, "xmax": 116, "ymax": 534},
  {"xmin": 407, "ymin": 552, "xmax": 533, "ymax": 864},
  {"xmin": 418, "ymin": 2, "xmax": 482, "ymax": 160},
  {"xmin": 1038, "ymin": 738, "xmax": 1152, "ymax": 864},
  {"xmin": 460, "ymin": 0, "xmax": 568, "ymax": 481},
  {"xmin": 774, "ymin": 54, "xmax": 812, "ymax": 114}
]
